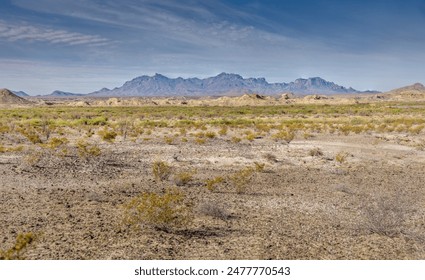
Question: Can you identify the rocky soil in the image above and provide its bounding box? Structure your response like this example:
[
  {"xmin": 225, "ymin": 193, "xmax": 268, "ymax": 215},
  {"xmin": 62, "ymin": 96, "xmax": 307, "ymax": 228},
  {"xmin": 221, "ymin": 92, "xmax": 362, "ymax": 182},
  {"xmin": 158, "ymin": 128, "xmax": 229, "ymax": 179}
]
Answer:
[{"xmin": 1, "ymin": 132, "xmax": 425, "ymax": 259}]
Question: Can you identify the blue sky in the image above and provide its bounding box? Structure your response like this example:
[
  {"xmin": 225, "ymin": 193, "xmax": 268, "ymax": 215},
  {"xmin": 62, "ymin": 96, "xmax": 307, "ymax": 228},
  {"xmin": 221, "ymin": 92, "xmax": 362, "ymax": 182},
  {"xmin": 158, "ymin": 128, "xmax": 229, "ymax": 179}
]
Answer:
[{"xmin": 0, "ymin": 0, "xmax": 424, "ymax": 95}]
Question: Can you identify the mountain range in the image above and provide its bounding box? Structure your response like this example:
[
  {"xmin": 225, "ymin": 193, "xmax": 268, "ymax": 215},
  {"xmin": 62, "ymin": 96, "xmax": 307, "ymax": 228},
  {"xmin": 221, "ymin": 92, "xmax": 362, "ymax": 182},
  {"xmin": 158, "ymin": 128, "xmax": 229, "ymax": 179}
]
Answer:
[
  {"xmin": 86, "ymin": 73, "xmax": 378, "ymax": 97},
  {"xmin": 8, "ymin": 73, "xmax": 381, "ymax": 97},
  {"xmin": 42, "ymin": 90, "xmax": 85, "ymax": 97}
]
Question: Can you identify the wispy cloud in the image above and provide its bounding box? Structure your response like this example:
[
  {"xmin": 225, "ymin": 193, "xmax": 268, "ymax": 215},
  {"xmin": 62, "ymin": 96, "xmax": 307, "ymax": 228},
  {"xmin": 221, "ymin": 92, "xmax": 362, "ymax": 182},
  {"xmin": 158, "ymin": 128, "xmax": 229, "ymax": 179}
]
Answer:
[
  {"xmin": 0, "ymin": 21, "xmax": 110, "ymax": 46},
  {"xmin": 10, "ymin": 0, "xmax": 290, "ymax": 49}
]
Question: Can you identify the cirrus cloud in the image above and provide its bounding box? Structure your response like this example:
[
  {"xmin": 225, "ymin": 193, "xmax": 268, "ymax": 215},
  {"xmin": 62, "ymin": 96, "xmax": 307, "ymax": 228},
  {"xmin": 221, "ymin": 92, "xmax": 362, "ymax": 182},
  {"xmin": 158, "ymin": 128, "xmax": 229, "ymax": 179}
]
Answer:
[{"xmin": 0, "ymin": 21, "xmax": 110, "ymax": 46}]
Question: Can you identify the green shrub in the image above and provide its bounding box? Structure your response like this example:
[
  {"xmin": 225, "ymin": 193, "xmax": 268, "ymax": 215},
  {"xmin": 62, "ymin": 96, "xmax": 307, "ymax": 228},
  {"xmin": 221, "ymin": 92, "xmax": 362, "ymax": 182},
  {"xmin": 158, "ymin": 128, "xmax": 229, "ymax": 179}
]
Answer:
[
  {"xmin": 0, "ymin": 232, "xmax": 35, "ymax": 260},
  {"xmin": 123, "ymin": 188, "xmax": 193, "ymax": 230}
]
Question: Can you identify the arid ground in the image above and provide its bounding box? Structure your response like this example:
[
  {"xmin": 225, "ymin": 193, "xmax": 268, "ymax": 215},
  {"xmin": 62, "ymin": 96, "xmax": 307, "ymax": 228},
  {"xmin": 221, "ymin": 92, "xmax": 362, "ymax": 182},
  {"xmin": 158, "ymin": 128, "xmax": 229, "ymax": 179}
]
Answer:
[{"xmin": 1, "ymin": 95, "xmax": 425, "ymax": 259}]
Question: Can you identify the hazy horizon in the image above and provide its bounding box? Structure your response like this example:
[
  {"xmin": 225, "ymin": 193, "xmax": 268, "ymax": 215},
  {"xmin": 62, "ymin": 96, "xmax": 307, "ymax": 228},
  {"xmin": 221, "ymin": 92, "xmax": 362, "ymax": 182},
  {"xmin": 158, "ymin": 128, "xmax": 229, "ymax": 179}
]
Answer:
[{"xmin": 1, "ymin": 0, "xmax": 424, "ymax": 95}]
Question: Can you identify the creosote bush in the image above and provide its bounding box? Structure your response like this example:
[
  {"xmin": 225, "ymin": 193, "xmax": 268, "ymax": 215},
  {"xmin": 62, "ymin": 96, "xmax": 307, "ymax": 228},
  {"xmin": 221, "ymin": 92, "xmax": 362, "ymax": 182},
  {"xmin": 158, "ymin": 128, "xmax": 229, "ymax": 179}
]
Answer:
[
  {"xmin": 123, "ymin": 187, "xmax": 193, "ymax": 230},
  {"xmin": 229, "ymin": 167, "xmax": 255, "ymax": 194},
  {"xmin": 0, "ymin": 232, "xmax": 35, "ymax": 260}
]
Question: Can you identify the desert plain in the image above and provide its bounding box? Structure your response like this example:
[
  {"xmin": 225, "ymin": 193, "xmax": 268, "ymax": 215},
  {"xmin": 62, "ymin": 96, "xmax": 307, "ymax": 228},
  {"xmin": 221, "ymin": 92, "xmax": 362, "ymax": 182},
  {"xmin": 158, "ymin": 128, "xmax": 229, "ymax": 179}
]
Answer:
[{"xmin": 1, "ymin": 88, "xmax": 425, "ymax": 260}]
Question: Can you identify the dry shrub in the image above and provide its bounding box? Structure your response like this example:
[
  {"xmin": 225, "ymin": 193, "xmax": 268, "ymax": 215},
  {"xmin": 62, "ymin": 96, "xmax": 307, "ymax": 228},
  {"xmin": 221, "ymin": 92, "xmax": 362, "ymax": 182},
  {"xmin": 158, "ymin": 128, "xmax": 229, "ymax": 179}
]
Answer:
[
  {"xmin": 253, "ymin": 162, "xmax": 266, "ymax": 172},
  {"xmin": 164, "ymin": 136, "xmax": 174, "ymax": 145},
  {"xmin": 361, "ymin": 193, "xmax": 414, "ymax": 237},
  {"xmin": 22, "ymin": 149, "xmax": 43, "ymax": 167},
  {"xmin": 47, "ymin": 137, "xmax": 69, "ymax": 150},
  {"xmin": 152, "ymin": 160, "xmax": 171, "ymax": 182},
  {"xmin": 197, "ymin": 201, "xmax": 231, "ymax": 220},
  {"xmin": 174, "ymin": 170, "xmax": 196, "ymax": 186},
  {"xmin": 229, "ymin": 167, "xmax": 255, "ymax": 194},
  {"xmin": 205, "ymin": 176, "xmax": 224, "ymax": 192},
  {"xmin": 195, "ymin": 137, "xmax": 206, "ymax": 145},
  {"xmin": 0, "ymin": 232, "xmax": 35, "ymax": 260},
  {"xmin": 309, "ymin": 147, "xmax": 323, "ymax": 157},
  {"xmin": 123, "ymin": 187, "xmax": 193, "ymax": 230},
  {"xmin": 272, "ymin": 129, "xmax": 295, "ymax": 143},
  {"xmin": 205, "ymin": 131, "xmax": 216, "ymax": 139},
  {"xmin": 20, "ymin": 129, "xmax": 42, "ymax": 144},
  {"xmin": 263, "ymin": 153, "xmax": 278, "ymax": 163},
  {"xmin": 76, "ymin": 139, "xmax": 101, "ymax": 158},
  {"xmin": 98, "ymin": 128, "xmax": 117, "ymax": 142},
  {"xmin": 335, "ymin": 151, "xmax": 349, "ymax": 163},
  {"xmin": 231, "ymin": 136, "xmax": 241, "ymax": 143},
  {"xmin": 218, "ymin": 126, "xmax": 228, "ymax": 136}
]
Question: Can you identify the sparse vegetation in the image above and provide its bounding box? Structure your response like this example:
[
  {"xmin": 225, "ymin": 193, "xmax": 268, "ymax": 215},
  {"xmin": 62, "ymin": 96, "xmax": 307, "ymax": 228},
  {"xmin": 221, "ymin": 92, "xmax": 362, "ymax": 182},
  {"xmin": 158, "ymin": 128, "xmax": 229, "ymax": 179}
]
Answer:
[
  {"xmin": 152, "ymin": 160, "xmax": 172, "ymax": 182},
  {"xmin": 205, "ymin": 176, "xmax": 224, "ymax": 192},
  {"xmin": 197, "ymin": 201, "xmax": 230, "ymax": 220},
  {"xmin": 174, "ymin": 170, "xmax": 196, "ymax": 186},
  {"xmin": 229, "ymin": 167, "xmax": 255, "ymax": 194},
  {"xmin": 361, "ymin": 193, "xmax": 413, "ymax": 237},
  {"xmin": 123, "ymin": 187, "xmax": 193, "ymax": 230},
  {"xmin": 76, "ymin": 139, "xmax": 101, "ymax": 158},
  {"xmin": 98, "ymin": 128, "xmax": 117, "ymax": 142},
  {"xmin": 335, "ymin": 151, "xmax": 349, "ymax": 163},
  {"xmin": 1, "ymin": 99, "xmax": 425, "ymax": 259},
  {"xmin": 309, "ymin": 147, "xmax": 323, "ymax": 157},
  {"xmin": 253, "ymin": 162, "xmax": 266, "ymax": 172},
  {"xmin": 272, "ymin": 129, "xmax": 295, "ymax": 143},
  {"xmin": 0, "ymin": 232, "xmax": 35, "ymax": 260}
]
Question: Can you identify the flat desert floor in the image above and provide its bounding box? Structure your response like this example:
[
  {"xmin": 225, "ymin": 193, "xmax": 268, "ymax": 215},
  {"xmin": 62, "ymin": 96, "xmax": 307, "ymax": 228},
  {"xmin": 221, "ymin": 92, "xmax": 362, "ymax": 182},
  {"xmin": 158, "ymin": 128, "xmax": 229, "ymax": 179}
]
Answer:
[{"xmin": 1, "ymin": 100, "xmax": 425, "ymax": 259}]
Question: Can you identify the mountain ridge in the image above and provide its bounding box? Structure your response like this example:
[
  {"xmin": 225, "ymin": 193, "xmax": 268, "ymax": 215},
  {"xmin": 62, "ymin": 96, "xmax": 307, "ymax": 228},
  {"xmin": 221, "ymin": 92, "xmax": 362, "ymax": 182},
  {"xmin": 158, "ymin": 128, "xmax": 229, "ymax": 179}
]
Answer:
[{"xmin": 87, "ymin": 73, "xmax": 378, "ymax": 97}]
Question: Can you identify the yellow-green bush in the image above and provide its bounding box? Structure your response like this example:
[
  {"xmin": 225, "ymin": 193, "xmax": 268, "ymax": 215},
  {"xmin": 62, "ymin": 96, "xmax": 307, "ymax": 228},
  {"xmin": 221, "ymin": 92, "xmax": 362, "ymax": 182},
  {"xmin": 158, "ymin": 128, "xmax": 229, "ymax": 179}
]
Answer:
[
  {"xmin": 205, "ymin": 176, "xmax": 224, "ymax": 192},
  {"xmin": 123, "ymin": 188, "xmax": 192, "ymax": 230},
  {"xmin": 0, "ymin": 232, "xmax": 35, "ymax": 260},
  {"xmin": 76, "ymin": 139, "xmax": 101, "ymax": 158},
  {"xmin": 272, "ymin": 129, "xmax": 295, "ymax": 143},
  {"xmin": 98, "ymin": 128, "xmax": 117, "ymax": 142},
  {"xmin": 229, "ymin": 167, "xmax": 255, "ymax": 194}
]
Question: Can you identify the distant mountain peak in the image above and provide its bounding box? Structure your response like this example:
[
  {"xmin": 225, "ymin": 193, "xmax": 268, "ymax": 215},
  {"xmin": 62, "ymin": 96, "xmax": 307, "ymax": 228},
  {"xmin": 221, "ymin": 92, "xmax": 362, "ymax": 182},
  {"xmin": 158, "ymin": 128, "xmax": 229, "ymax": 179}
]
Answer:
[
  {"xmin": 87, "ymin": 73, "xmax": 374, "ymax": 97},
  {"xmin": 388, "ymin": 82, "xmax": 425, "ymax": 94},
  {"xmin": 43, "ymin": 90, "xmax": 84, "ymax": 97},
  {"xmin": 0, "ymin": 88, "xmax": 31, "ymax": 104}
]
